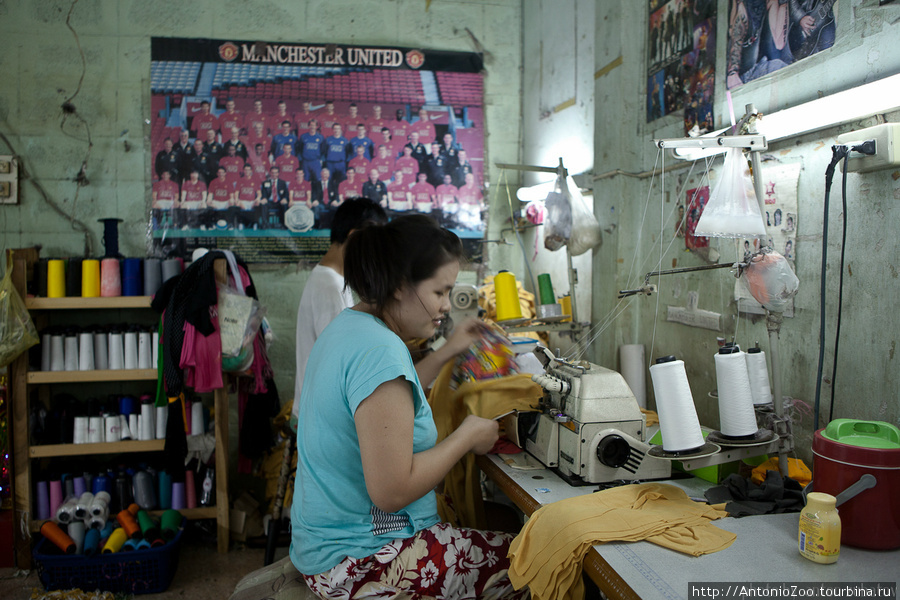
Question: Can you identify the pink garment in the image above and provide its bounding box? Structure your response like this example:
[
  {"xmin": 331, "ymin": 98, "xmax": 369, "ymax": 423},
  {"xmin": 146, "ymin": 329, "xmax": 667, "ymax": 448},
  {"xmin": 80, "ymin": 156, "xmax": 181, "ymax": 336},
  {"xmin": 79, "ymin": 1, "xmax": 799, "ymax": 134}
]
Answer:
[{"xmin": 179, "ymin": 309, "xmax": 224, "ymax": 393}]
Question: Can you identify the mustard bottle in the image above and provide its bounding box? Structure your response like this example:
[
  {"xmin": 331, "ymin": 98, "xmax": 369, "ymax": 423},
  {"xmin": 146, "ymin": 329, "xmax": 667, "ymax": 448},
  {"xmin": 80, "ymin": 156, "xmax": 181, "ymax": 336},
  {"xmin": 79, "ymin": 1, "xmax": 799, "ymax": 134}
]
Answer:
[{"xmin": 798, "ymin": 492, "xmax": 841, "ymax": 563}]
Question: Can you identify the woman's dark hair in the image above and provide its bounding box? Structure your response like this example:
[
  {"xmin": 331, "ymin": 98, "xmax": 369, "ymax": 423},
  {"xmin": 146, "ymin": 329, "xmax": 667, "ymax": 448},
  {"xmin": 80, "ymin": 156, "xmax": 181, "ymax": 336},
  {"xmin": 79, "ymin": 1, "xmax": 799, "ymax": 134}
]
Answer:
[
  {"xmin": 330, "ymin": 197, "xmax": 388, "ymax": 244},
  {"xmin": 344, "ymin": 214, "xmax": 464, "ymax": 317}
]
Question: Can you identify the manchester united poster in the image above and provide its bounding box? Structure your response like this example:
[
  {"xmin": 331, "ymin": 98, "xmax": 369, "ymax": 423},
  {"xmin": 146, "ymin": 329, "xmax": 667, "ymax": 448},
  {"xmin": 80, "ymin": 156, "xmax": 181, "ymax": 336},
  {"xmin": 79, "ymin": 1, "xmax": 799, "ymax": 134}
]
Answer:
[{"xmin": 150, "ymin": 38, "xmax": 487, "ymax": 263}]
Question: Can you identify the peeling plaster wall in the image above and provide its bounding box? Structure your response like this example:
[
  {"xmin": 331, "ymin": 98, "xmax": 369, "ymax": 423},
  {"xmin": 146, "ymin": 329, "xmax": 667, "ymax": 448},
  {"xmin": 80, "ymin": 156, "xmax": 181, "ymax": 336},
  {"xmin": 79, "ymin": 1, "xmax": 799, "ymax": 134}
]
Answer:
[{"xmin": 0, "ymin": 0, "xmax": 523, "ymax": 406}]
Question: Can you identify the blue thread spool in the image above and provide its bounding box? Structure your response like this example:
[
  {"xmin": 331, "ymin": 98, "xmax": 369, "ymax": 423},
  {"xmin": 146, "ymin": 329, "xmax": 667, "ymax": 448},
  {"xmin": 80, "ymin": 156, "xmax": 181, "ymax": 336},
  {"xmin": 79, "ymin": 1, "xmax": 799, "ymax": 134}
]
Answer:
[{"xmin": 122, "ymin": 258, "xmax": 143, "ymax": 296}]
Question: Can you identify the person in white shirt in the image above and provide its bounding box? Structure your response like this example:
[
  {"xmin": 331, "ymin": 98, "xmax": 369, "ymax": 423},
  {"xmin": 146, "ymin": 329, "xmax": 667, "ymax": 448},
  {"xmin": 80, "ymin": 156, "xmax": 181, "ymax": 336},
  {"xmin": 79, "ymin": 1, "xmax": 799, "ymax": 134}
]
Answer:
[{"xmin": 291, "ymin": 197, "xmax": 388, "ymax": 427}]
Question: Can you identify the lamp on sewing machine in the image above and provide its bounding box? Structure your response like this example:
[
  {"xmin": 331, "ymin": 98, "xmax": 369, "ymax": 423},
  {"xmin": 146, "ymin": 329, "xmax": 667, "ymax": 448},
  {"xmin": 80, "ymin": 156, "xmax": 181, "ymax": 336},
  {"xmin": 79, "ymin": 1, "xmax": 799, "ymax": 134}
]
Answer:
[{"xmin": 518, "ymin": 346, "xmax": 672, "ymax": 485}]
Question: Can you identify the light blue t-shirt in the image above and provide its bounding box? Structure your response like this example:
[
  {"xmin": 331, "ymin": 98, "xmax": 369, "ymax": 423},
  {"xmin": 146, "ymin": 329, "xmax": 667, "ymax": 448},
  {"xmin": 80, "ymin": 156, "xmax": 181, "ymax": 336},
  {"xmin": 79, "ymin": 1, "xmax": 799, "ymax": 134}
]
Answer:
[{"xmin": 289, "ymin": 308, "xmax": 440, "ymax": 575}]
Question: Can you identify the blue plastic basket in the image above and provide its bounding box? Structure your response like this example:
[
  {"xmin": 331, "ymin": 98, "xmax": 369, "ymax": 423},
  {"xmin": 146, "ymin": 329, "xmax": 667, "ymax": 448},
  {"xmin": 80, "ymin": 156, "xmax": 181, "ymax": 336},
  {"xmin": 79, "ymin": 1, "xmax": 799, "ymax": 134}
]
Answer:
[{"xmin": 32, "ymin": 521, "xmax": 184, "ymax": 594}]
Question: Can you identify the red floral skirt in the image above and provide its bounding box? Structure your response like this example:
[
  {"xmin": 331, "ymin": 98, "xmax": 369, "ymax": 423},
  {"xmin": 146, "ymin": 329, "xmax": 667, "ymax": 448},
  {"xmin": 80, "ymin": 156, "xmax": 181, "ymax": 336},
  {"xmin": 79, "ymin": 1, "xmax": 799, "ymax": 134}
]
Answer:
[{"xmin": 303, "ymin": 523, "xmax": 529, "ymax": 600}]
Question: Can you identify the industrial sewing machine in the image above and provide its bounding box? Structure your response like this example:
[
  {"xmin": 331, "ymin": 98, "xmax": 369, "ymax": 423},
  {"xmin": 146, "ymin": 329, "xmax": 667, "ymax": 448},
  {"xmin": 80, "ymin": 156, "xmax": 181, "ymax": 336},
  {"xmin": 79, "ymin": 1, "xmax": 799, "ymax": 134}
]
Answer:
[{"xmin": 515, "ymin": 346, "xmax": 671, "ymax": 485}]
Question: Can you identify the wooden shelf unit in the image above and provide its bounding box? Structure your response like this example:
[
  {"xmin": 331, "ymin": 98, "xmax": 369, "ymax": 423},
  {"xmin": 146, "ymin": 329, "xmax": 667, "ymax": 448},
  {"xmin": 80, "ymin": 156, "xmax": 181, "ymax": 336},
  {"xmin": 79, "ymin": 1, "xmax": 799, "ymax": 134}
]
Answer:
[{"xmin": 8, "ymin": 256, "xmax": 233, "ymax": 568}]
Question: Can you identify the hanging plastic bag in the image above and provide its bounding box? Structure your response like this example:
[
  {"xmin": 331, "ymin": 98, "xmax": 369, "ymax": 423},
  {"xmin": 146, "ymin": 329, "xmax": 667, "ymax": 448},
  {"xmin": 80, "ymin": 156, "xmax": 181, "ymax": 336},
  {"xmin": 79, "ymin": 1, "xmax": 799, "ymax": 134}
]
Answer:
[
  {"xmin": 694, "ymin": 148, "xmax": 767, "ymax": 238},
  {"xmin": 218, "ymin": 251, "xmax": 266, "ymax": 372},
  {"xmin": 566, "ymin": 178, "xmax": 602, "ymax": 256},
  {"xmin": 543, "ymin": 174, "xmax": 602, "ymax": 255},
  {"xmin": 0, "ymin": 253, "xmax": 39, "ymax": 368},
  {"xmin": 739, "ymin": 250, "xmax": 799, "ymax": 312}
]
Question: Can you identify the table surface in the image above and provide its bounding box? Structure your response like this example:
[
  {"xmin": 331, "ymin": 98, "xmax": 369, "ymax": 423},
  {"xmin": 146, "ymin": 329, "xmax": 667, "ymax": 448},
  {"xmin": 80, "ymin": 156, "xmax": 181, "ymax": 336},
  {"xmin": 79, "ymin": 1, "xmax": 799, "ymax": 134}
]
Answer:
[{"xmin": 478, "ymin": 453, "xmax": 898, "ymax": 600}]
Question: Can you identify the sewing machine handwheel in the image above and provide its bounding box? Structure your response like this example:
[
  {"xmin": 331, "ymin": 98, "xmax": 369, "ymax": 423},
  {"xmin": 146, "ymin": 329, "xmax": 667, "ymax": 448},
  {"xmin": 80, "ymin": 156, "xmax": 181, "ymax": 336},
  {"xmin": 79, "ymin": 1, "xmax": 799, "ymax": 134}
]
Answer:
[{"xmin": 596, "ymin": 435, "xmax": 630, "ymax": 469}]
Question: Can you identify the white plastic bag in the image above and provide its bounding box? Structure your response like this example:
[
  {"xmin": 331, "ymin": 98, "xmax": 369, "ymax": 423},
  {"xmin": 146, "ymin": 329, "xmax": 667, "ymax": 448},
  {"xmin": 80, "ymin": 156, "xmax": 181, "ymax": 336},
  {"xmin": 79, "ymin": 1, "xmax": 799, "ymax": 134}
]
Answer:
[
  {"xmin": 695, "ymin": 148, "xmax": 767, "ymax": 238},
  {"xmin": 738, "ymin": 250, "xmax": 799, "ymax": 312},
  {"xmin": 544, "ymin": 174, "xmax": 602, "ymax": 256}
]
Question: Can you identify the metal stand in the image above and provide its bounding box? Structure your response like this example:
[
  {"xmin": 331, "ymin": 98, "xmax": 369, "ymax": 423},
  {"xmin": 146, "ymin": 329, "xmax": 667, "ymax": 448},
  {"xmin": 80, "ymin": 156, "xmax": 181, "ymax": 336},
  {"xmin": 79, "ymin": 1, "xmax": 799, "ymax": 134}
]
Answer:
[{"xmin": 652, "ymin": 104, "xmax": 793, "ymax": 476}]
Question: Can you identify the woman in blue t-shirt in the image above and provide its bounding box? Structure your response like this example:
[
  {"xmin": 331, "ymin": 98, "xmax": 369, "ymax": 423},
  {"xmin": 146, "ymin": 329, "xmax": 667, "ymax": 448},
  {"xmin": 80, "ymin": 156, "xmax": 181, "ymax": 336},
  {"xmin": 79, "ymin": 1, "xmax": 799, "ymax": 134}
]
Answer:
[{"xmin": 290, "ymin": 214, "xmax": 529, "ymax": 600}]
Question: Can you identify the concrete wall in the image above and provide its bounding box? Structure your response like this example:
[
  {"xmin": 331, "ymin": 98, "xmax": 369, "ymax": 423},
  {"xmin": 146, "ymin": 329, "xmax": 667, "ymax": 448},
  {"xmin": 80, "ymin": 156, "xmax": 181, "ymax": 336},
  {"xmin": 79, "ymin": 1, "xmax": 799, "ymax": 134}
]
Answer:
[
  {"xmin": 519, "ymin": 0, "xmax": 596, "ymax": 358},
  {"xmin": 0, "ymin": 0, "xmax": 523, "ymax": 403},
  {"xmin": 583, "ymin": 0, "xmax": 900, "ymax": 462}
]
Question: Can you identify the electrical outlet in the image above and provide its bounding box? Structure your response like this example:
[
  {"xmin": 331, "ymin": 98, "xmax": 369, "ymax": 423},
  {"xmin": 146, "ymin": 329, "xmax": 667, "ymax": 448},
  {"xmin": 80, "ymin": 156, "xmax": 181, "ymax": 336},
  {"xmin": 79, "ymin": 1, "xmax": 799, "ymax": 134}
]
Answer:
[
  {"xmin": 0, "ymin": 155, "xmax": 17, "ymax": 204},
  {"xmin": 837, "ymin": 123, "xmax": 900, "ymax": 174}
]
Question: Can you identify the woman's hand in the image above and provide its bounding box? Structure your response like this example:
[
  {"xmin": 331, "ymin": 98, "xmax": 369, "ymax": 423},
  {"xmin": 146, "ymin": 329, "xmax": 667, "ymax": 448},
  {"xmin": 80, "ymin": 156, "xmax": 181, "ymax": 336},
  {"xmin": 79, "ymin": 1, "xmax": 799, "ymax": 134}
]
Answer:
[
  {"xmin": 458, "ymin": 414, "xmax": 500, "ymax": 455},
  {"xmin": 442, "ymin": 317, "xmax": 488, "ymax": 357}
]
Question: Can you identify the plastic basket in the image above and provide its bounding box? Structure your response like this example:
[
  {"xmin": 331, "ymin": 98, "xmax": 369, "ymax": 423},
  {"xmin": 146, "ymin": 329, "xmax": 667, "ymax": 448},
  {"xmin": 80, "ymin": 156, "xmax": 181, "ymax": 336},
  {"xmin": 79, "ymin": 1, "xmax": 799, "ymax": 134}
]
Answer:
[{"xmin": 32, "ymin": 521, "xmax": 184, "ymax": 594}]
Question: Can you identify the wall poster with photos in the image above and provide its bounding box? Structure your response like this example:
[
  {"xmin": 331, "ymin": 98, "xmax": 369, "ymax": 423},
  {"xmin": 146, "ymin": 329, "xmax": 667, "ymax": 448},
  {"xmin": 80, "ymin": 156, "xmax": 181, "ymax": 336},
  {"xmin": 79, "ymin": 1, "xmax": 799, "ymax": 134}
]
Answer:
[
  {"xmin": 150, "ymin": 37, "xmax": 487, "ymax": 263},
  {"xmin": 726, "ymin": 0, "xmax": 837, "ymax": 90},
  {"xmin": 646, "ymin": 0, "xmax": 717, "ymax": 135}
]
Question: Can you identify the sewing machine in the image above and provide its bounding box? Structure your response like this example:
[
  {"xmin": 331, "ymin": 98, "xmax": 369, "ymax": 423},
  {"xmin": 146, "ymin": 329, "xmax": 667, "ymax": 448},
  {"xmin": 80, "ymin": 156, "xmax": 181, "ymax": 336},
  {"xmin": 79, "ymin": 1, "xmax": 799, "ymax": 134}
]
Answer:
[{"xmin": 516, "ymin": 347, "xmax": 671, "ymax": 485}]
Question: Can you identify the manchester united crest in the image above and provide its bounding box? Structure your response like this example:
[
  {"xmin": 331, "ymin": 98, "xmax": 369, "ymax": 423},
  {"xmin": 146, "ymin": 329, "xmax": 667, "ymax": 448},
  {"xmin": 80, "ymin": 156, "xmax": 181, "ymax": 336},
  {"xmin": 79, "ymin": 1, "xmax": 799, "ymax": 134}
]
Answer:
[
  {"xmin": 219, "ymin": 42, "xmax": 239, "ymax": 62},
  {"xmin": 405, "ymin": 50, "xmax": 425, "ymax": 69}
]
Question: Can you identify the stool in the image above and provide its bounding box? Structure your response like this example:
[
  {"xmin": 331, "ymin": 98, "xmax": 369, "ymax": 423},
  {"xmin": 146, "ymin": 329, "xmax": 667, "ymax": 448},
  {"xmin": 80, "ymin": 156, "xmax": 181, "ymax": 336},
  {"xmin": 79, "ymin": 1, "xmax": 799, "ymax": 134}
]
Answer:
[{"xmin": 229, "ymin": 555, "xmax": 318, "ymax": 600}]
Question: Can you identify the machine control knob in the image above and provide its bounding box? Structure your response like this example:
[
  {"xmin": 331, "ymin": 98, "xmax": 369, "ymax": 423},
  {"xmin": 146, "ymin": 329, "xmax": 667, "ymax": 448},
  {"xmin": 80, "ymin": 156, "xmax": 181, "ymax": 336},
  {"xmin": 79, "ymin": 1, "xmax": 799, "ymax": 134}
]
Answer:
[
  {"xmin": 531, "ymin": 374, "xmax": 569, "ymax": 394},
  {"xmin": 596, "ymin": 435, "xmax": 631, "ymax": 469}
]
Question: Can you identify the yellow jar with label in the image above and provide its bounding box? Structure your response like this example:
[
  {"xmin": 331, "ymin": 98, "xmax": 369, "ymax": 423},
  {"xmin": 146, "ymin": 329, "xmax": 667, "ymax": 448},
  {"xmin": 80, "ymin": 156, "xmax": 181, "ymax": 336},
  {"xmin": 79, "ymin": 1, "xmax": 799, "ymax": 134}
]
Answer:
[{"xmin": 798, "ymin": 492, "xmax": 841, "ymax": 563}]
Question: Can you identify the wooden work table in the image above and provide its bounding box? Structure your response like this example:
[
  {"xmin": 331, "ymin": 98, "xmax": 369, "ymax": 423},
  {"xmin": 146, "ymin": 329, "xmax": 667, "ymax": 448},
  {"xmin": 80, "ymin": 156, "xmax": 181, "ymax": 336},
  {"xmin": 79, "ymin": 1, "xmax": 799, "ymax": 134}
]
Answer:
[{"xmin": 476, "ymin": 454, "xmax": 898, "ymax": 600}]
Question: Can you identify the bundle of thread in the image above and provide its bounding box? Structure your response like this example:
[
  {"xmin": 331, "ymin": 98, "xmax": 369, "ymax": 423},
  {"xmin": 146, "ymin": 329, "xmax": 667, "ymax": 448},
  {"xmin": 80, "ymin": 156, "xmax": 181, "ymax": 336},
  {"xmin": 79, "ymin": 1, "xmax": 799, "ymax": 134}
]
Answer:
[{"xmin": 40, "ymin": 500, "xmax": 181, "ymax": 556}]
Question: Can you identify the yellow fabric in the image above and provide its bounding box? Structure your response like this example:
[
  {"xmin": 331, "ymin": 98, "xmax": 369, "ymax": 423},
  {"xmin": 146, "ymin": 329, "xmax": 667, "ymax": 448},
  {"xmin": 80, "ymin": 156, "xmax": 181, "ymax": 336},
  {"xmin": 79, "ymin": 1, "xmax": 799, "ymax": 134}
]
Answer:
[
  {"xmin": 751, "ymin": 456, "xmax": 811, "ymax": 486},
  {"xmin": 641, "ymin": 408, "xmax": 659, "ymax": 427},
  {"xmin": 261, "ymin": 401, "xmax": 298, "ymax": 514},
  {"xmin": 428, "ymin": 361, "xmax": 543, "ymax": 528},
  {"xmin": 508, "ymin": 483, "xmax": 736, "ymax": 600}
]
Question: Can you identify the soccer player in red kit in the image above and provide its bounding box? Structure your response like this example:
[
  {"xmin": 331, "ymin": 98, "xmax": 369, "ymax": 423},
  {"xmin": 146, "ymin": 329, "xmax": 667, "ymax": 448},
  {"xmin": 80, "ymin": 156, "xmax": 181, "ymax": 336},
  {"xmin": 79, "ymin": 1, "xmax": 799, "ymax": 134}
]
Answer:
[
  {"xmin": 410, "ymin": 171, "xmax": 436, "ymax": 214},
  {"xmin": 248, "ymin": 143, "xmax": 272, "ymax": 181},
  {"xmin": 320, "ymin": 100, "xmax": 341, "ymax": 136},
  {"xmin": 289, "ymin": 168, "xmax": 313, "ymax": 207},
  {"xmin": 387, "ymin": 171, "xmax": 412, "ymax": 212},
  {"xmin": 434, "ymin": 173, "xmax": 460, "ymax": 228},
  {"xmin": 370, "ymin": 145, "xmax": 394, "ymax": 182},
  {"xmin": 207, "ymin": 166, "xmax": 235, "ymax": 228},
  {"xmin": 377, "ymin": 127, "xmax": 401, "ymax": 159},
  {"xmin": 244, "ymin": 122, "xmax": 272, "ymax": 161},
  {"xmin": 234, "ymin": 164, "xmax": 262, "ymax": 229},
  {"xmin": 434, "ymin": 173, "xmax": 459, "ymax": 210},
  {"xmin": 348, "ymin": 144, "xmax": 371, "ymax": 180},
  {"xmin": 217, "ymin": 98, "xmax": 243, "ymax": 137},
  {"xmin": 218, "ymin": 142, "xmax": 245, "ymax": 183},
  {"xmin": 152, "ymin": 169, "xmax": 179, "ymax": 228},
  {"xmin": 412, "ymin": 107, "xmax": 437, "ymax": 145},
  {"xmin": 180, "ymin": 169, "xmax": 208, "ymax": 229},
  {"xmin": 275, "ymin": 142, "xmax": 301, "ymax": 180},
  {"xmin": 245, "ymin": 99, "xmax": 270, "ymax": 136},
  {"xmin": 192, "ymin": 100, "xmax": 218, "ymax": 141},
  {"xmin": 294, "ymin": 101, "xmax": 316, "ymax": 134},
  {"xmin": 337, "ymin": 168, "xmax": 362, "ymax": 203},
  {"xmin": 393, "ymin": 145, "xmax": 420, "ymax": 183},
  {"xmin": 457, "ymin": 172, "xmax": 484, "ymax": 230},
  {"xmin": 367, "ymin": 104, "xmax": 388, "ymax": 137},
  {"xmin": 207, "ymin": 167, "xmax": 235, "ymax": 207},
  {"xmin": 270, "ymin": 100, "xmax": 292, "ymax": 134},
  {"xmin": 345, "ymin": 103, "xmax": 361, "ymax": 130}
]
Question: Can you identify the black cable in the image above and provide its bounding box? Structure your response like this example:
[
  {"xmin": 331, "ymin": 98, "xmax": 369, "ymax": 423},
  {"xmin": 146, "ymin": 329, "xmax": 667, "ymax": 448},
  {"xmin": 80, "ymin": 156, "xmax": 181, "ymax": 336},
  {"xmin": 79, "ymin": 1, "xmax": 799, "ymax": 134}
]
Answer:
[
  {"xmin": 828, "ymin": 154, "xmax": 851, "ymax": 423},
  {"xmin": 814, "ymin": 146, "xmax": 848, "ymax": 432}
]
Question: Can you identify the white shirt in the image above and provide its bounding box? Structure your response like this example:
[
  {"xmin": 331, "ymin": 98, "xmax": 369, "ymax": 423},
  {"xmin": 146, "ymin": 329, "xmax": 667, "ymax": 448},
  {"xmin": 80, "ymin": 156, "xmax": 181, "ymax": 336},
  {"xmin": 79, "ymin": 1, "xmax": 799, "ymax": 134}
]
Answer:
[{"xmin": 292, "ymin": 264, "xmax": 354, "ymax": 421}]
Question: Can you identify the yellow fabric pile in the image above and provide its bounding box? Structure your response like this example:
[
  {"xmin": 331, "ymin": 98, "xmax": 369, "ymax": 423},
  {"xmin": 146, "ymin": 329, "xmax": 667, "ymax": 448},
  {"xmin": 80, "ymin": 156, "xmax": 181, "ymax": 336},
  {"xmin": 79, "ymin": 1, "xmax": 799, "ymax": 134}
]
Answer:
[
  {"xmin": 429, "ymin": 361, "xmax": 543, "ymax": 528},
  {"xmin": 750, "ymin": 456, "xmax": 811, "ymax": 486},
  {"xmin": 508, "ymin": 483, "xmax": 736, "ymax": 600}
]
